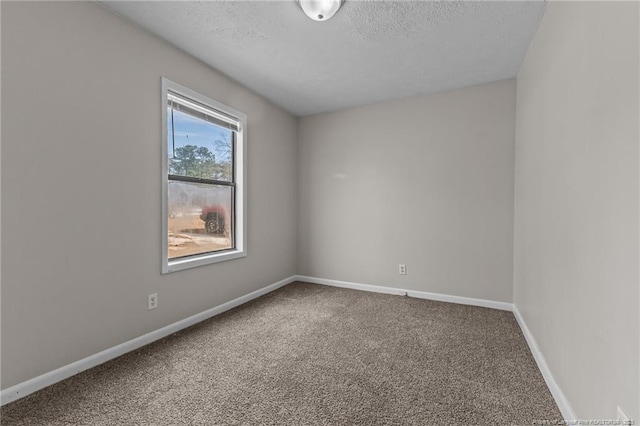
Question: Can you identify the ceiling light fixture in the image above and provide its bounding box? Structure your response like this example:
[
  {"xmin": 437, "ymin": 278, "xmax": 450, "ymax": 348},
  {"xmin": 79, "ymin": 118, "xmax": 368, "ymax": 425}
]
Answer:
[{"xmin": 298, "ymin": 0, "xmax": 344, "ymax": 22}]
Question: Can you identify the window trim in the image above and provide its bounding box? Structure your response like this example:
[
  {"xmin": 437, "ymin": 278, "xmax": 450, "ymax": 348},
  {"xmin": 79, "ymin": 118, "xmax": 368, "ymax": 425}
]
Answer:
[{"xmin": 161, "ymin": 77, "xmax": 247, "ymax": 274}]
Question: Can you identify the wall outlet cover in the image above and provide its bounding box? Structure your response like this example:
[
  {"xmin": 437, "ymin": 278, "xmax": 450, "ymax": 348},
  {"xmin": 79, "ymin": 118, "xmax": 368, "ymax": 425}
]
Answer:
[
  {"xmin": 148, "ymin": 293, "xmax": 158, "ymax": 310},
  {"xmin": 617, "ymin": 406, "xmax": 631, "ymax": 425}
]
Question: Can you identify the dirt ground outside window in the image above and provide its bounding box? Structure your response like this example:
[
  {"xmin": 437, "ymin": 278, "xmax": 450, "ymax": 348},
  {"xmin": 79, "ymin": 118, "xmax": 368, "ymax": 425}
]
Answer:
[{"xmin": 168, "ymin": 214, "xmax": 232, "ymax": 259}]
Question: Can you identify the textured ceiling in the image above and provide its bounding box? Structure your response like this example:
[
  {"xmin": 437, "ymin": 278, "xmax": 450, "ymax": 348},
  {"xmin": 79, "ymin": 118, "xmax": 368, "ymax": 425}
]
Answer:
[{"xmin": 101, "ymin": 1, "xmax": 546, "ymax": 116}]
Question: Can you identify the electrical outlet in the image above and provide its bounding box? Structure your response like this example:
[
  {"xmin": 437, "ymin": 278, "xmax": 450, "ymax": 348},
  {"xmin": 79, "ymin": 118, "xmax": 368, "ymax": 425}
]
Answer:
[
  {"xmin": 617, "ymin": 406, "xmax": 631, "ymax": 425},
  {"xmin": 399, "ymin": 264, "xmax": 406, "ymax": 275},
  {"xmin": 148, "ymin": 293, "xmax": 158, "ymax": 310}
]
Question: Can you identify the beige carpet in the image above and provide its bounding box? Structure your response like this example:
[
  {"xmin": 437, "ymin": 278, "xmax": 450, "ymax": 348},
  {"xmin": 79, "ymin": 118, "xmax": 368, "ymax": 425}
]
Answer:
[{"xmin": 1, "ymin": 282, "xmax": 561, "ymax": 425}]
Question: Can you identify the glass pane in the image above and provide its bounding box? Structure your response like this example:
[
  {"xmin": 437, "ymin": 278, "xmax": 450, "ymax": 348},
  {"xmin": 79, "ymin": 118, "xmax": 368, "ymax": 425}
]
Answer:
[
  {"xmin": 168, "ymin": 180, "xmax": 233, "ymax": 260},
  {"xmin": 167, "ymin": 106, "xmax": 233, "ymax": 182}
]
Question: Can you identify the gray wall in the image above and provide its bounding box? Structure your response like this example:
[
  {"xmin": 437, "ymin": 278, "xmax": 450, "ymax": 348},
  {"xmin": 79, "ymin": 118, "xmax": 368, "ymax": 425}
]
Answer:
[
  {"xmin": 514, "ymin": 1, "xmax": 639, "ymax": 420},
  {"xmin": 298, "ymin": 80, "xmax": 516, "ymax": 302},
  {"xmin": 1, "ymin": 2, "xmax": 298, "ymax": 388}
]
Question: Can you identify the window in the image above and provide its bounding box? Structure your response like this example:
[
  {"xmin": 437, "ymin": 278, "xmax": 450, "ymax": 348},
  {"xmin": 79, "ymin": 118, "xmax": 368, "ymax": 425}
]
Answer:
[{"xmin": 162, "ymin": 78, "xmax": 246, "ymax": 273}]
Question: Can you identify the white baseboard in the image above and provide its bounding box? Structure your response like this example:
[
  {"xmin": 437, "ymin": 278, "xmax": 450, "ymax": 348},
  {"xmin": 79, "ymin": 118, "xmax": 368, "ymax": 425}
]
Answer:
[
  {"xmin": 0, "ymin": 275, "xmax": 296, "ymax": 406},
  {"xmin": 295, "ymin": 275, "xmax": 408, "ymax": 296},
  {"xmin": 512, "ymin": 304, "xmax": 577, "ymax": 421},
  {"xmin": 2, "ymin": 273, "xmax": 575, "ymax": 424},
  {"xmin": 405, "ymin": 289, "xmax": 512, "ymax": 311},
  {"xmin": 294, "ymin": 275, "xmax": 512, "ymax": 311}
]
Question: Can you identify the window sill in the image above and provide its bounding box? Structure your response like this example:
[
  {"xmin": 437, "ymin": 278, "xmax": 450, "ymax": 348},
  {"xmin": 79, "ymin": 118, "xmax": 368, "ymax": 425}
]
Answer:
[{"xmin": 163, "ymin": 249, "xmax": 246, "ymax": 274}]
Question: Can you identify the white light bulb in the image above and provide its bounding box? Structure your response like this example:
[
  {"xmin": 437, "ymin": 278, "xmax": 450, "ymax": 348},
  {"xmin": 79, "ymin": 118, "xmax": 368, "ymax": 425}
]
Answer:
[{"xmin": 298, "ymin": 0, "xmax": 344, "ymax": 21}]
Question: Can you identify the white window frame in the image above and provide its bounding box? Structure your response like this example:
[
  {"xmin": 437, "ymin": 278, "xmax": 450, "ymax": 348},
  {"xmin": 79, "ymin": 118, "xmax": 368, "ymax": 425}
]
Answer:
[{"xmin": 161, "ymin": 77, "xmax": 247, "ymax": 274}]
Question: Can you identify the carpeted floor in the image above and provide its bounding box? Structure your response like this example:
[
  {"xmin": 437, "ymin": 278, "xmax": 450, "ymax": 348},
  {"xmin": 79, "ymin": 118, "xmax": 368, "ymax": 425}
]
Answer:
[{"xmin": 1, "ymin": 282, "xmax": 561, "ymax": 425}]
